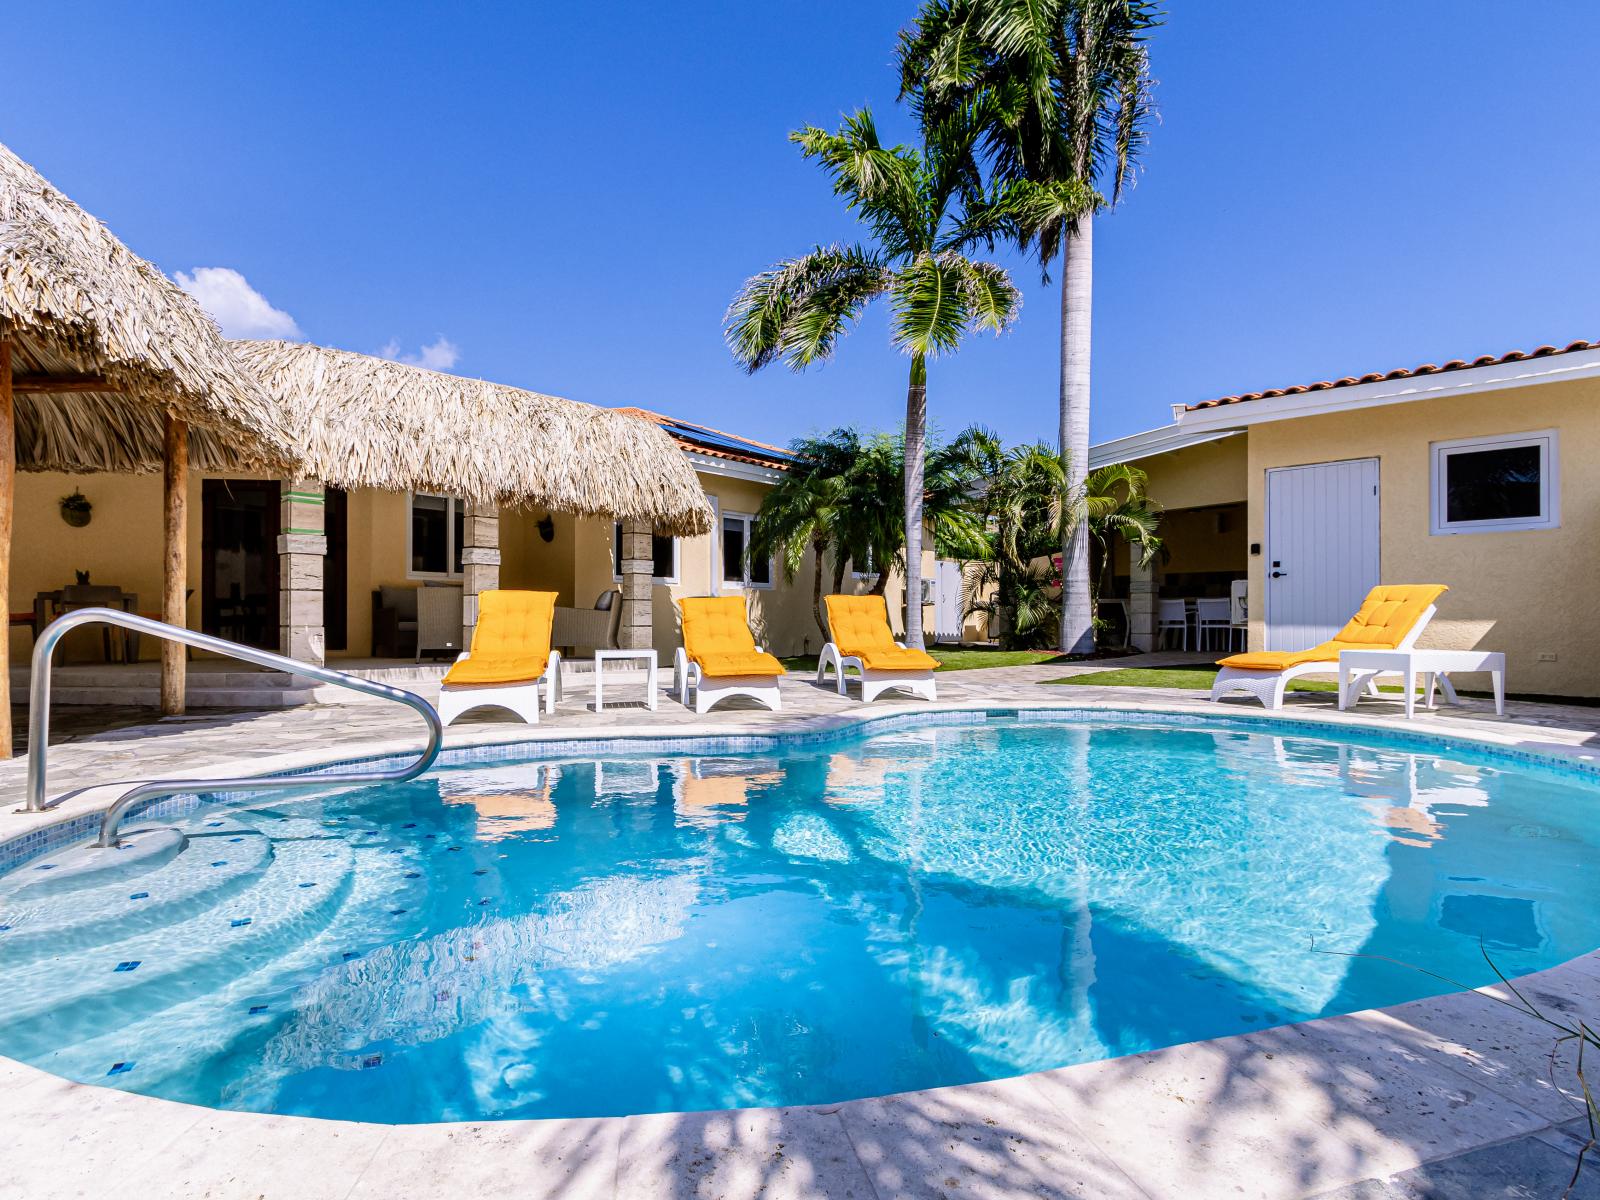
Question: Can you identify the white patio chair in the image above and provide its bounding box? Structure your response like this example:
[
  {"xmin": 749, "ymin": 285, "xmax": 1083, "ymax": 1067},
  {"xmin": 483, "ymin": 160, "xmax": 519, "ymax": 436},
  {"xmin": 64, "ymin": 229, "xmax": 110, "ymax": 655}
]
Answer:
[
  {"xmin": 1195, "ymin": 598, "xmax": 1232, "ymax": 651},
  {"xmin": 1156, "ymin": 599, "xmax": 1188, "ymax": 651}
]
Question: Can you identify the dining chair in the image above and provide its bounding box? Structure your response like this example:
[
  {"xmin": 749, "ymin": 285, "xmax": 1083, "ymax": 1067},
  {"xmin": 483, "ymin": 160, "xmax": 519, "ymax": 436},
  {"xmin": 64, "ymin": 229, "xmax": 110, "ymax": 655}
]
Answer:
[
  {"xmin": 1157, "ymin": 599, "xmax": 1188, "ymax": 650},
  {"xmin": 1195, "ymin": 598, "xmax": 1233, "ymax": 651}
]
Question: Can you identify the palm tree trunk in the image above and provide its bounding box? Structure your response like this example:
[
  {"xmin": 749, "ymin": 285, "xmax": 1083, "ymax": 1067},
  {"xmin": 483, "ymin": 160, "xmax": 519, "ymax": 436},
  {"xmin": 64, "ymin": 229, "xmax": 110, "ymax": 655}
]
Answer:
[
  {"xmin": 902, "ymin": 354, "xmax": 928, "ymax": 649},
  {"xmin": 1058, "ymin": 212, "xmax": 1095, "ymax": 656},
  {"xmin": 811, "ymin": 534, "xmax": 828, "ymax": 640}
]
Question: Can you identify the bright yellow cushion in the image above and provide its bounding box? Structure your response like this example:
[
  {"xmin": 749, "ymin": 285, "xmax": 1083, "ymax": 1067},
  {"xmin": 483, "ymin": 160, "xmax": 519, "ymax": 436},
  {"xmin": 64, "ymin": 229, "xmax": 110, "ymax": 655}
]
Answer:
[
  {"xmin": 681, "ymin": 597, "xmax": 785, "ymax": 678},
  {"xmin": 1217, "ymin": 584, "xmax": 1447, "ymax": 672},
  {"xmin": 824, "ymin": 594, "xmax": 940, "ymax": 672},
  {"xmin": 443, "ymin": 590, "xmax": 556, "ymax": 685}
]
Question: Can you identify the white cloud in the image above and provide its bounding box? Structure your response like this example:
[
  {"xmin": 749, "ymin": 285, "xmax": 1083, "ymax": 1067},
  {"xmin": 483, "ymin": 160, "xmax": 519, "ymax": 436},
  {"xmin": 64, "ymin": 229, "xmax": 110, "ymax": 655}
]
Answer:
[
  {"xmin": 174, "ymin": 267, "xmax": 300, "ymax": 339},
  {"xmin": 378, "ymin": 335, "xmax": 460, "ymax": 371}
]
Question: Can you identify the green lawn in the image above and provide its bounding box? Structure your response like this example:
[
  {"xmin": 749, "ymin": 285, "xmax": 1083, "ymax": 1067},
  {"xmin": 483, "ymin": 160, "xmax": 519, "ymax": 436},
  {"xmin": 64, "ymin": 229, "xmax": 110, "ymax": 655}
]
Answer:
[
  {"xmin": 779, "ymin": 647, "xmax": 1068, "ymax": 674},
  {"xmin": 1046, "ymin": 666, "xmax": 1400, "ymax": 693}
]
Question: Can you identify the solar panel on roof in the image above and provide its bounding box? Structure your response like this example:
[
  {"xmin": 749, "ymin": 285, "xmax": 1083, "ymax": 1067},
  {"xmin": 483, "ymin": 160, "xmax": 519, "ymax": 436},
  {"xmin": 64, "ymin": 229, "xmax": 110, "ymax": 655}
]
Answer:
[{"xmin": 664, "ymin": 421, "xmax": 798, "ymax": 462}]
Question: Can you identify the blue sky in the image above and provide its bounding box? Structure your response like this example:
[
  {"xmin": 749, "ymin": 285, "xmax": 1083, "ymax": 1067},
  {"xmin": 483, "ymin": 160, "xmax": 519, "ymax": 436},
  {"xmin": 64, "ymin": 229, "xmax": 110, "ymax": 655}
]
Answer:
[{"xmin": 4, "ymin": 2, "xmax": 1596, "ymax": 448}]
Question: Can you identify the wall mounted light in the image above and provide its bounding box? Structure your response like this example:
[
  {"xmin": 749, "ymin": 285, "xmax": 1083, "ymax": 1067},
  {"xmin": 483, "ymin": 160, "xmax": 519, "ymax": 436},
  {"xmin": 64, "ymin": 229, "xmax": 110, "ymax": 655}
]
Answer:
[{"xmin": 537, "ymin": 514, "xmax": 555, "ymax": 543}]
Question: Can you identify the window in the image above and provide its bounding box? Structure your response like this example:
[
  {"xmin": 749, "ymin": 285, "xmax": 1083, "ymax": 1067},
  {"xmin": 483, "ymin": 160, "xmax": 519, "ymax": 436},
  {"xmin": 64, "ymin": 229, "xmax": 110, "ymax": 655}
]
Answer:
[
  {"xmin": 409, "ymin": 493, "xmax": 465, "ymax": 577},
  {"xmin": 612, "ymin": 522, "xmax": 678, "ymax": 583},
  {"xmin": 721, "ymin": 512, "xmax": 772, "ymax": 588},
  {"xmin": 1431, "ymin": 431, "xmax": 1558, "ymax": 535}
]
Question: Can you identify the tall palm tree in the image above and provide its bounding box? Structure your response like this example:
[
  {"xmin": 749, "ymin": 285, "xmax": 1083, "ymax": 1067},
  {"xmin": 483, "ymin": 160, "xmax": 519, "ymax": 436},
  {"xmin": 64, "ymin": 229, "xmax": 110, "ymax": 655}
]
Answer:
[
  {"xmin": 724, "ymin": 106, "xmax": 1028, "ymax": 649},
  {"xmin": 900, "ymin": 0, "xmax": 1160, "ymax": 655}
]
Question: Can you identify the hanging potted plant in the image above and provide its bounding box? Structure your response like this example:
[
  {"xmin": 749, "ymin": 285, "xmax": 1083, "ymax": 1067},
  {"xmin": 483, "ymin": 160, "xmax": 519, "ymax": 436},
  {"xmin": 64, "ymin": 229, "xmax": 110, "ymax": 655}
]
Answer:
[{"xmin": 59, "ymin": 490, "xmax": 93, "ymax": 528}]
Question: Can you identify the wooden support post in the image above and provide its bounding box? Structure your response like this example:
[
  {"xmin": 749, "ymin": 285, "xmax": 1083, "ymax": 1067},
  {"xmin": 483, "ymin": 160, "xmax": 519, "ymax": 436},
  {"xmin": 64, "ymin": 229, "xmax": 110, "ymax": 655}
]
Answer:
[
  {"xmin": 0, "ymin": 339, "xmax": 13, "ymax": 759},
  {"xmin": 161, "ymin": 415, "xmax": 187, "ymax": 716}
]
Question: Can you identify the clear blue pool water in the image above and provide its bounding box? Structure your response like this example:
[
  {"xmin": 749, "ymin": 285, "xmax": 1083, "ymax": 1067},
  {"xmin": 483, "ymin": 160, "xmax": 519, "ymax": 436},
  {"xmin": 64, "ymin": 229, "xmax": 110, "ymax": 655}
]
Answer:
[{"xmin": 1, "ymin": 713, "xmax": 1596, "ymax": 1123}]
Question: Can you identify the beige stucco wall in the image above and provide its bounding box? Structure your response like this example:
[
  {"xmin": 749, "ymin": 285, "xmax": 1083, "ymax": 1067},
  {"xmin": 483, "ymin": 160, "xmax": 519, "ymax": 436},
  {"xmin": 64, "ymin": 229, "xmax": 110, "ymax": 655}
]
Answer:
[
  {"xmin": 10, "ymin": 462, "xmax": 923, "ymax": 667},
  {"xmin": 1135, "ymin": 434, "xmax": 1248, "ymax": 510},
  {"xmin": 1242, "ymin": 375, "xmax": 1600, "ymax": 696},
  {"xmin": 9, "ymin": 469, "xmax": 277, "ymax": 664}
]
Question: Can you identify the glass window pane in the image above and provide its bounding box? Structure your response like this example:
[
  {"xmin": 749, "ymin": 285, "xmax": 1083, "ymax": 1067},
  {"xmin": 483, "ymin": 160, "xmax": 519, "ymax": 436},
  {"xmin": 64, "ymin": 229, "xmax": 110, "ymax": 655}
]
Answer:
[
  {"xmin": 452, "ymin": 502, "xmax": 465, "ymax": 575},
  {"xmin": 412, "ymin": 494, "xmax": 449, "ymax": 574},
  {"xmin": 750, "ymin": 549, "xmax": 771, "ymax": 586},
  {"xmin": 722, "ymin": 516, "xmax": 747, "ymax": 583},
  {"xmin": 652, "ymin": 535, "xmax": 675, "ymax": 580},
  {"xmin": 1445, "ymin": 445, "xmax": 1542, "ymax": 524}
]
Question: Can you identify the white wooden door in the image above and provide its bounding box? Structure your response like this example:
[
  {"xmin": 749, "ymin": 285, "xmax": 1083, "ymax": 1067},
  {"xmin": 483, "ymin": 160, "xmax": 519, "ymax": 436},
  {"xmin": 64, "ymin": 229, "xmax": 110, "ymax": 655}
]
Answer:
[
  {"xmin": 1265, "ymin": 458, "xmax": 1380, "ymax": 650},
  {"xmin": 934, "ymin": 559, "xmax": 965, "ymax": 643}
]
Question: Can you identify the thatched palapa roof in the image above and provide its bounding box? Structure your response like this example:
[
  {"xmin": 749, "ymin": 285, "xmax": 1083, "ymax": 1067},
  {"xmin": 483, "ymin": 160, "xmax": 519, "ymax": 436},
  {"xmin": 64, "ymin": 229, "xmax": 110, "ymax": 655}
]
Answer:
[
  {"xmin": 232, "ymin": 340, "xmax": 714, "ymax": 536},
  {"xmin": 0, "ymin": 141, "xmax": 296, "ymax": 473}
]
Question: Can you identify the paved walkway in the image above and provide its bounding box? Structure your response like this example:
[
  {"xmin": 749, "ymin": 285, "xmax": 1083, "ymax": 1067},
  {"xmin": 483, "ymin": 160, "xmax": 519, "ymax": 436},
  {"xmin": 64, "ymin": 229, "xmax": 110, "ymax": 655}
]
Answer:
[{"xmin": 2, "ymin": 658, "xmax": 1597, "ymax": 1198}]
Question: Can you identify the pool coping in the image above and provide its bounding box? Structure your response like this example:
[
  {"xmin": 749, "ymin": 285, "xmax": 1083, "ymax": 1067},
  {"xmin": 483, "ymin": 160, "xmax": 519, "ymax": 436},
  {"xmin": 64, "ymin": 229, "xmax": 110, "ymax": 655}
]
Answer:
[{"xmin": 3, "ymin": 695, "xmax": 1597, "ymax": 1199}]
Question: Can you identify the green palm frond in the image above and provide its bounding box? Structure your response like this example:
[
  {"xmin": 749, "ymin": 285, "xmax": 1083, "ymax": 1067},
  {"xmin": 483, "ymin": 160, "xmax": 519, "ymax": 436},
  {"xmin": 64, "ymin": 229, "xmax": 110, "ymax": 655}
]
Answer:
[{"xmin": 724, "ymin": 245, "xmax": 890, "ymax": 373}]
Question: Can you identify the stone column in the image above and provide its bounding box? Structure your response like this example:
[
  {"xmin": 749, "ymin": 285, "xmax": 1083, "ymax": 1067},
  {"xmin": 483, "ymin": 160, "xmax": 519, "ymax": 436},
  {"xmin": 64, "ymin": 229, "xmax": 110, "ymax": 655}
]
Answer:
[
  {"xmin": 461, "ymin": 502, "xmax": 501, "ymax": 648},
  {"xmin": 618, "ymin": 518, "xmax": 654, "ymax": 652},
  {"xmin": 1128, "ymin": 552, "xmax": 1158, "ymax": 654},
  {"xmin": 278, "ymin": 481, "xmax": 327, "ymax": 663}
]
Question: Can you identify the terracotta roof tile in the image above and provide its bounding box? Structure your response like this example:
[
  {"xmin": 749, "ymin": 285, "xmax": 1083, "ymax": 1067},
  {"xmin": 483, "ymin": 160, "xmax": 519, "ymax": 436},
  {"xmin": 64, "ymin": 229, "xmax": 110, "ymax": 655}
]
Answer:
[{"xmin": 1185, "ymin": 338, "xmax": 1598, "ymax": 411}]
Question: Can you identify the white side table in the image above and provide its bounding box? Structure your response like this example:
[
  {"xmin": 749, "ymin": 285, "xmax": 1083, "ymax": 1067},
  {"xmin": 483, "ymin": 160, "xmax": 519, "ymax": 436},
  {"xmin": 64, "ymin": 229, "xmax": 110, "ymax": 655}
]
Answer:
[
  {"xmin": 1338, "ymin": 648, "xmax": 1506, "ymax": 719},
  {"xmin": 593, "ymin": 649, "xmax": 659, "ymax": 712}
]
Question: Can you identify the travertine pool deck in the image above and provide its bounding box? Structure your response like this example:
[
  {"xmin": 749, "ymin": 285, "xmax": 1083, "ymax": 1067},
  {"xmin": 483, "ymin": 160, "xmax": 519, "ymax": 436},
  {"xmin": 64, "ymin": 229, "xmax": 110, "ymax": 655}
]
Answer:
[{"xmin": 2, "ymin": 658, "xmax": 1596, "ymax": 1199}]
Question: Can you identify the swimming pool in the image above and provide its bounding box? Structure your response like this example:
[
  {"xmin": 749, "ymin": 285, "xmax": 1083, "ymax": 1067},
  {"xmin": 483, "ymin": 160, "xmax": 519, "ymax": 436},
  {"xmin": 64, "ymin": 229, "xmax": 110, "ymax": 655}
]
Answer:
[{"xmin": 1, "ymin": 710, "xmax": 1596, "ymax": 1123}]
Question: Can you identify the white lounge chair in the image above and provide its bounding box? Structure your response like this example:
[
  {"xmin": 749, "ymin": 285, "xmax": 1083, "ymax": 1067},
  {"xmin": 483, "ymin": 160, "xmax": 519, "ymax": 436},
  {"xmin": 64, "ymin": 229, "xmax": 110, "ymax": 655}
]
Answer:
[
  {"xmin": 672, "ymin": 596, "xmax": 785, "ymax": 714},
  {"xmin": 438, "ymin": 590, "xmax": 562, "ymax": 726},
  {"xmin": 818, "ymin": 594, "xmax": 939, "ymax": 703},
  {"xmin": 1209, "ymin": 584, "xmax": 1447, "ymax": 709}
]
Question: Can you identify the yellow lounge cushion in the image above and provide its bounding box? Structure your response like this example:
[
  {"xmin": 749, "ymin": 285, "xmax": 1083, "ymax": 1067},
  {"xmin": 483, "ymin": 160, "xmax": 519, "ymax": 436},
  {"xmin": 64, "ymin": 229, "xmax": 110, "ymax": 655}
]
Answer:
[
  {"xmin": 695, "ymin": 650, "xmax": 786, "ymax": 678},
  {"xmin": 824, "ymin": 594, "xmax": 940, "ymax": 672},
  {"xmin": 1216, "ymin": 584, "xmax": 1448, "ymax": 673},
  {"xmin": 681, "ymin": 597, "xmax": 786, "ymax": 678},
  {"xmin": 443, "ymin": 590, "xmax": 556, "ymax": 686}
]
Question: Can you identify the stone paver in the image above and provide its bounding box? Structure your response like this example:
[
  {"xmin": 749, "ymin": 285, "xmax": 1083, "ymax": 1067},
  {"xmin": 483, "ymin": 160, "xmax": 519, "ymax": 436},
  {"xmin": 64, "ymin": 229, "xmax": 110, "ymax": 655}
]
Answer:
[{"xmin": 1, "ymin": 657, "xmax": 1596, "ymax": 1199}]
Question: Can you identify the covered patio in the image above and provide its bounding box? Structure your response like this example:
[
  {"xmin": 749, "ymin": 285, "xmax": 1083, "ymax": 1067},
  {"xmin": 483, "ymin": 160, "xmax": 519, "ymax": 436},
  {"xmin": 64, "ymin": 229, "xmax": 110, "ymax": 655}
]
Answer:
[{"xmin": 1, "ymin": 140, "xmax": 298, "ymax": 749}]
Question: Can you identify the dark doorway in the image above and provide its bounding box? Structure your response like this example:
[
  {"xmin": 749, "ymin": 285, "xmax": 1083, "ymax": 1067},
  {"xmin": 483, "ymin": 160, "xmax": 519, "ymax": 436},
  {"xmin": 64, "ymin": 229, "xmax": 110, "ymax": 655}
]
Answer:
[
  {"xmin": 323, "ymin": 488, "xmax": 349, "ymax": 653},
  {"xmin": 201, "ymin": 480, "xmax": 280, "ymax": 650}
]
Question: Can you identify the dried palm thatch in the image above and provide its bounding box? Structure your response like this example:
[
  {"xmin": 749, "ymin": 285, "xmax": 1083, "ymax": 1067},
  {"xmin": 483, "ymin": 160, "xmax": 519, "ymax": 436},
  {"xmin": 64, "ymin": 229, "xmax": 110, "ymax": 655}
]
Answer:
[
  {"xmin": 232, "ymin": 340, "xmax": 713, "ymax": 536},
  {"xmin": 0, "ymin": 140, "xmax": 296, "ymax": 472}
]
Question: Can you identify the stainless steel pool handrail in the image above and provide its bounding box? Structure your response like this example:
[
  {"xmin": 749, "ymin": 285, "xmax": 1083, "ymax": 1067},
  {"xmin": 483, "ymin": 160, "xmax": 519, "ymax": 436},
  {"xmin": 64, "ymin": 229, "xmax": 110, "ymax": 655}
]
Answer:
[{"xmin": 24, "ymin": 608, "xmax": 443, "ymax": 847}]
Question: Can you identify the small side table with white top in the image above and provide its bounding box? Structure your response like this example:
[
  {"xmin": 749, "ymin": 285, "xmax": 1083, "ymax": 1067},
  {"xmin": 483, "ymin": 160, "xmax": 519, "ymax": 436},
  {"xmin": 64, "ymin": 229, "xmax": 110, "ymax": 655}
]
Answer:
[
  {"xmin": 1337, "ymin": 648, "xmax": 1506, "ymax": 719},
  {"xmin": 593, "ymin": 649, "xmax": 659, "ymax": 712}
]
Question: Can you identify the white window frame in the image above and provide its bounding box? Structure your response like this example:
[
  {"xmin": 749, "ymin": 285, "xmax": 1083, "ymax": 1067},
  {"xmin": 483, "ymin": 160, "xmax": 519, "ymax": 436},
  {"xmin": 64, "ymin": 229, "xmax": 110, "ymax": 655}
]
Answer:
[
  {"xmin": 851, "ymin": 548, "xmax": 878, "ymax": 581},
  {"xmin": 719, "ymin": 510, "xmax": 774, "ymax": 590},
  {"xmin": 612, "ymin": 521, "xmax": 679, "ymax": 585},
  {"xmin": 1430, "ymin": 429, "xmax": 1559, "ymax": 535},
  {"xmin": 406, "ymin": 492, "xmax": 465, "ymax": 580}
]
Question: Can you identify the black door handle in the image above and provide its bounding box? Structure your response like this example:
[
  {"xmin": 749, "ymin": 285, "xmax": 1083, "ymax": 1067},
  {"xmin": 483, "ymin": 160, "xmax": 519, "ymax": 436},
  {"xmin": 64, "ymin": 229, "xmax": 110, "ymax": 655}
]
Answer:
[{"xmin": 1270, "ymin": 571, "xmax": 1288, "ymax": 578}]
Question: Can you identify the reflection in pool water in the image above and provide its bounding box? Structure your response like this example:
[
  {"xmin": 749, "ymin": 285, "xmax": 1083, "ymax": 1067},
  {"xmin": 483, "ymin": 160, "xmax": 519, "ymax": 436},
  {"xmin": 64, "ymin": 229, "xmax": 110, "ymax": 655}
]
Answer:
[{"xmin": 0, "ymin": 716, "xmax": 1595, "ymax": 1122}]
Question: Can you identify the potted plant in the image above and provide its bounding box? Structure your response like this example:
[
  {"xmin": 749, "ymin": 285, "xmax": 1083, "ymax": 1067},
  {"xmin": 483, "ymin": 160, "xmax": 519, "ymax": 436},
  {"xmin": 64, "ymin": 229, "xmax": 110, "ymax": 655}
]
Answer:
[{"xmin": 59, "ymin": 490, "xmax": 93, "ymax": 528}]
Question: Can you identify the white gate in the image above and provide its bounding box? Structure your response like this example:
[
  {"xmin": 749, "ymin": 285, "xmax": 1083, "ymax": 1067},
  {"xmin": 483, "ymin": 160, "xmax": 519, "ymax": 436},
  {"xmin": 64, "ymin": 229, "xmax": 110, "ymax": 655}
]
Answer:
[
  {"xmin": 933, "ymin": 559, "xmax": 965, "ymax": 644},
  {"xmin": 1265, "ymin": 458, "xmax": 1380, "ymax": 650}
]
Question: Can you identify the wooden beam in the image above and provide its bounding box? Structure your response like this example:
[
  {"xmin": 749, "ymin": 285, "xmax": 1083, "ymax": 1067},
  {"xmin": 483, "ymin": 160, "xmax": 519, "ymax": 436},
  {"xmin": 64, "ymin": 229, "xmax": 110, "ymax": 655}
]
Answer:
[
  {"xmin": 0, "ymin": 341, "xmax": 12, "ymax": 758},
  {"xmin": 10, "ymin": 374, "xmax": 113, "ymax": 394},
  {"xmin": 161, "ymin": 415, "xmax": 187, "ymax": 716}
]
